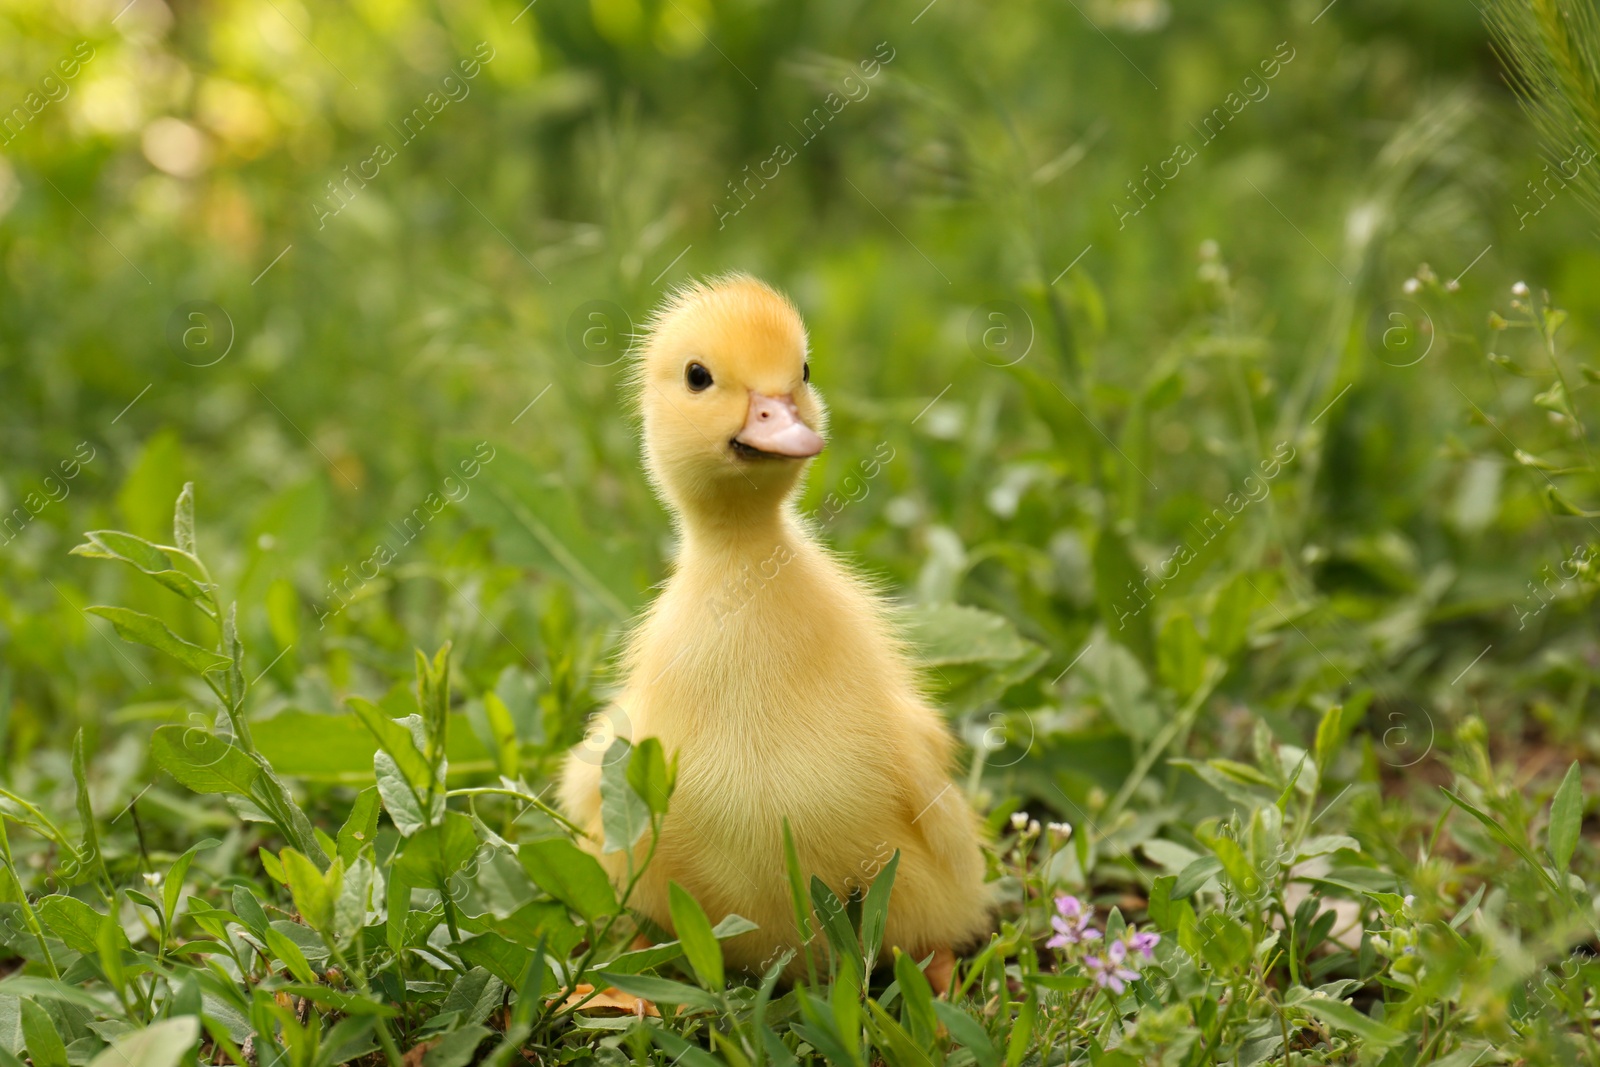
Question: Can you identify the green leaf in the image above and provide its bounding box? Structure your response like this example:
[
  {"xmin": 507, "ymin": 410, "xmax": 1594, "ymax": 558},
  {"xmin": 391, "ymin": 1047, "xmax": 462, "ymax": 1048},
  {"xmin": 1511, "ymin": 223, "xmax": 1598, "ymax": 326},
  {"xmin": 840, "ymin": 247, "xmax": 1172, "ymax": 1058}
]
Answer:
[
  {"xmin": 20, "ymin": 999, "xmax": 68, "ymax": 1067},
  {"xmin": 281, "ymin": 984, "xmax": 394, "ymax": 1019},
  {"xmin": 417, "ymin": 643, "xmax": 453, "ymax": 772},
  {"xmin": 89, "ymin": 1018, "xmax": 200, "ymax": 1067},
  {"xmin": 1206, "ymin": 833, "xmax": 1264, "ymax": 899},
  {"xmin": 115, "ymin": 429, "xmax": 187, "ymax": 542},
  {"xmin": 753, "ymin": 954, "xmax": 793, "ymax": 1063},
  {"xmin": 86, "ymin": 607, "xmax": 229, "ymax": 675},
  {"xmin": 1026, "ymin": 972, "xmax": 1093, "ymax": 994},
  {"xmin": 1313, "ymin": 703, "xmax": 1346, "ymax": 772},
  {"xmin": 231, "ymin": 886, "xmax": 269, "ymax": 937},
  {"xmin": 337, "ymin": 788, "xmax": 381, "ymax": 866},
  {"xmin": 37, "ymin": 894, "xmax": 126, "ymax": 958},
  {"xmin": 810, "ymin": 876, "xmax": 861, "ymax": 982},
  {"xmin": 422, "ymin": 1026, "xmax": 489, "ymax": 1067},
  {"xmin": 1208, "ymin": 758, "xmax": 1278, "ymax": 788},
  {"xmin": 348, "ymin": 698, "xmax": 432, "ymax": 793},
  {"xmin": 375, "ymin": 752, "xmax": 440, "ymax": 837},
  {"xmin": 70, "ymin": 731, "xmax": 106, "ymax": 888},
  {"xmin": 646, "ymin": 1028, "xmax": 725, "ymax": 1067},
  {"xmin": 782, "ymin": 819, "xmax": 816, "ymax": 984},
  {"xmin": 1094, "ymin": 524, "xmax": 1156, "ymax": 669},
  {"xmin": 96, "ymin": 907, "xmax": 128, "ymax": 995},
  {"xmin": 311, "ymin": 1018, "xmax": 377, "ymax": 1067},
  {"xmin": 1006, "ymin": 989, "xmax": 1037, "ymax": 1067},
  {"xmin": 1157, "ymin": 610, "xmax": 1204, "ymax": 695},
  {"xmin": 251, "ymin": 708, "xmax": 493, "ymax": 782},
  {"xmin": 0, "ymin": 976, "xmax": 108, "ymax": 1011},
  {"xmin": 460, "ymin": 450, "xmax": 639, "ymax": 620},
  {"xmin": 932, "ymin": 1001, "xmax": 999, "ymax": 1067},
  {"xmin": 600, "ymin": 938, "xmax": 686, "ymax": 976},
  {"xmin": 901, "ymin": 603, "xmax": 1047, "ymax": 714},
  {"xmin": 1194, "ymin": 912, "xmax": 1252, "ymax": 971},
  {"xmin": 1171, "ymin": 758, "xmax": 1276, "ymax": 811},
  {"xmin": 150, "ymin": 725, "xmax": 260, "ymax": 796},
  {"xmin": 903, "ymin": 603, "xmax": 1038, "ymax": 666},
  {"xmin": 1545, "ymin": 485, "xmax": 1600, "ymax": 518},
  {"xmin": 866, "ymin": 1002, "xmax": 937, "ymax": 1067},
  {"xmin": 482, "ymin": 692, "xmax": 519, "ymax": 779},
  {"xmin": 1297, "ymin": 996, "xmax": 1405, "ymax": 1047},
  {"xmin": 164, "ymin": 840, "xmax": 218, "ymax": 925},
  {"xmin": 593, "ymin": 971, "xmax": 720, "ymax": 1011},
  {"xmin": 1146, "ymin": 873, "xmax": 1177, "ymax": 927},
  {"xmin": 626, "ymin": 736, "xmax": 674, "ymax": 816},
  {"xmin": 70, "ymin": 530, "xmax": 211, "ymax": 608},
  {"xmin": 259, "ymin": 847, "xmax": 286, "ymax": 884},
  {"xmin": 602, "ymin": 913, "xmax": 755, "ymax": 977},
  {"xmin": 456, "ymin": 934, "xmax": 531, "ymax": 987},
  {"xmin": 1441, "ymin": 788, "xmax": 1564, "ymax": 897},
  {"xmin": 599, "ymin": 739, "xmax": 650, "ymax": 853},
  {"xmin": 859, "ymin": 850, "xmax": 899, "ymax": 973},
  {"xmin": 263, "ymin": 923, "xmax": 317, "ymax": 983},
  {"xmin": 173, "ymin": 483, "xmax": 197, "ymax": 556},
  {"xmin": 385, "ymin": 866, "xmax": 411, "ymax": 958},
  {"xmin": 221, "ymin": 602, "xmax": 244, "ymax": 716},
  {"xmin": 516, "ymin": 838, "xmax": 617, "ymax": 921},
  {"xmin": 1206, "ymin": 573, "xmax": 1255, "ymax": 658},
  {"xmin": 1548, "ymin": 760, "xmax": 1584, "ymax": 870},
  {"xmin": 1084, "ymin": 642, "xmax": 1161, "ymax": 742},
  {"xmin": 795, "ymin": 990, "xmax": 860, "ymax": 1067},
  {"xmin": 281, "ymin": 849, "xmax": 340, "ymax": 933},
  {"xmin": 892, "ymin": 950, "xmax": 939, "ymax": 1047},
  {"xmin": 829, "ymin": 957, "xmax": 863, "ymax": 1055},
  {"xmin": 668, "ymin": 882, "xmax": 723, "ymax": 989},
  {"xmin": 394, "ymin": 813, "xmax": 478, "ymax": 891}
]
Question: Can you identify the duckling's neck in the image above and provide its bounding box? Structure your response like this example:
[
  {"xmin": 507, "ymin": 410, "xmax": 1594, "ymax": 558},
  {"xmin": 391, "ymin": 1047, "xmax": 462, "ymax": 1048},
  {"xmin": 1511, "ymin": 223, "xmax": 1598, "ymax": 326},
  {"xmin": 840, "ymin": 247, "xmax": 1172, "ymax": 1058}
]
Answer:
[{"xmin": 677, "ymin": 499, "xmax": 801, "ymax": 563}]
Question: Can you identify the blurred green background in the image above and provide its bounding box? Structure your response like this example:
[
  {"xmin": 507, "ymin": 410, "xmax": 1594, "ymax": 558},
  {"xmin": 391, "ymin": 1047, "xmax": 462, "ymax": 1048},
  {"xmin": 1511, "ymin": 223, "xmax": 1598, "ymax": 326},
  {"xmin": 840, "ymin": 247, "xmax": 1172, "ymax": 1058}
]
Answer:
[{"xmin": 2, "ymin": 0, "xmax": 1597, "ymax": 802}]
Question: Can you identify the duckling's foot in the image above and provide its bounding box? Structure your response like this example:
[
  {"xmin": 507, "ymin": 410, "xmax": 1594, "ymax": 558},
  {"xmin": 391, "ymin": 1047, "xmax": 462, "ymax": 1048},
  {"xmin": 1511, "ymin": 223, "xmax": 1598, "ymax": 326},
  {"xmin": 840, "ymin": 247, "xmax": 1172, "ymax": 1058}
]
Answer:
[{"xmin": 926, "ymin": 946, "xmax": 956, "ymax": 997}]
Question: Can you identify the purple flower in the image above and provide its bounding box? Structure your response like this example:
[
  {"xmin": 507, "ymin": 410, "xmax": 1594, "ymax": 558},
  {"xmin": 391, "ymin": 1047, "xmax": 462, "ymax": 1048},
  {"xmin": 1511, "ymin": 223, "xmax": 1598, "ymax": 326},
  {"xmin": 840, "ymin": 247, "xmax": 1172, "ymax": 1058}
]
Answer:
[
  {"xmin": 1125, "ymin": 930, "xmax": 1161, "ymax": 960},
  {"xmin": 1046, "ymin": 894, "xmax": 1102, "ymax": 949},
  {"xmin": 1086, "ymin": 940, "xmax": 1140, "ymax": 993}
]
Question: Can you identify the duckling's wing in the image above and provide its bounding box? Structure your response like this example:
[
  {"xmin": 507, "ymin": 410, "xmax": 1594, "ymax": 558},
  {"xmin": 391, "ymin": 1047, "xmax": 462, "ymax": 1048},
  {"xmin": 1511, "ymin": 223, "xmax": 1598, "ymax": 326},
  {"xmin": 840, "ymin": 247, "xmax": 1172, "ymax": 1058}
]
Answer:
[
  {"xmin": 880, "ymin": 705, "xmax": 994, "ymax": 950},
  {"xmin": 891, "ymin": 706, "xmax": 984, "ymax": 867}
]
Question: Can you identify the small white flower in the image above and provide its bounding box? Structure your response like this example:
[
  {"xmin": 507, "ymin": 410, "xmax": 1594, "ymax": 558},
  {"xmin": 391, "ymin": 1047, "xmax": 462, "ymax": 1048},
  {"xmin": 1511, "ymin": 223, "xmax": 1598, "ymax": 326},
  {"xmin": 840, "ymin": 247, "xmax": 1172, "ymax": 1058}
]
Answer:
[
  {"xmin": 1513, "ymin": 281, "xmax": 1530, "ymax": 297},
  {"xmin": 1027, "ymin": 819, "xmax": 1041, "ymax": 837},
  {"xmin": 1048, "ymin": 821, "xmax": 1073, "ymax": 838},
  {"xmin": 143, "ymin": 871, "xmax": 162, "ymax": 887},
  {"xmin": 1445, "ymin": 279, "xmax": 1460, "ymax": 292},
  {"xmin": 1402, "ymin": 277, "xmax": 1421, "ymax": 294},
  {"xmin": 1010, "ymin": 811, "xmax": 1030, "ymax": 831},
  {"xmin": 1403, "ymin": 894, "xmax": 1415, "ymax": 908}
]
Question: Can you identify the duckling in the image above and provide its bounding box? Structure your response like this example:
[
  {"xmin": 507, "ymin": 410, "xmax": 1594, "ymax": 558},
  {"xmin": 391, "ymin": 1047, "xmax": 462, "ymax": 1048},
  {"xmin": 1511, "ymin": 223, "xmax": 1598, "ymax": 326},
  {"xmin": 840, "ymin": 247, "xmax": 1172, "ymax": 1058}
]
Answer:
[{"xmin": 558, "ymin": 274, "xmax": 992, "ymax": 990}]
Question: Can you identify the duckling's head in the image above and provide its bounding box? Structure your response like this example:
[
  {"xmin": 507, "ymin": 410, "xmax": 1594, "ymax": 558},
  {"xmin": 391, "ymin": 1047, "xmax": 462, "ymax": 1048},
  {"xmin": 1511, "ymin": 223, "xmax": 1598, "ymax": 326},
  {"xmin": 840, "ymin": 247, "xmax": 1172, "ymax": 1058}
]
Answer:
[{"xmin": 635, "ymin": 274, "xmax": 827, "ymax": 521}]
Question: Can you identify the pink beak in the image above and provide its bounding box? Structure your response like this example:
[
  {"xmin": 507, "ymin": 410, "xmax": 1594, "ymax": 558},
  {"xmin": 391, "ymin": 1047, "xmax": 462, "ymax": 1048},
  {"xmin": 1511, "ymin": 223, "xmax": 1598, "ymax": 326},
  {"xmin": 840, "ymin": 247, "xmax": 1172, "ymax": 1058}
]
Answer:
[{"xmin": 734, "ymin": 392, "xmax": 824, "ymax": 458}]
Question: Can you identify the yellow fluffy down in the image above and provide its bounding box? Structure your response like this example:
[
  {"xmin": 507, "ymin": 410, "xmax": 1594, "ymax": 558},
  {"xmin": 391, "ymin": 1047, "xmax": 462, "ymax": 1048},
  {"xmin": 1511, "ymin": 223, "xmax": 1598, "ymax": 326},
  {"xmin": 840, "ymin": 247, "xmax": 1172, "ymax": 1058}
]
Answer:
[{"xmin": 559, "ymin": 274, "xmax": 993, "ymax": 978}]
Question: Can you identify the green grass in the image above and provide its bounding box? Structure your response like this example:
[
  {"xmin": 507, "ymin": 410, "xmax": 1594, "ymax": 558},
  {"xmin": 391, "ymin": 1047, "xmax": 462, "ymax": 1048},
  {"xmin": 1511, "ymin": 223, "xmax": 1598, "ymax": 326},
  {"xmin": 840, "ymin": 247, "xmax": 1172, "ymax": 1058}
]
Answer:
[{"xmin": 2, "ymin": 0, "xmax": 1600, "ymax": 1063}]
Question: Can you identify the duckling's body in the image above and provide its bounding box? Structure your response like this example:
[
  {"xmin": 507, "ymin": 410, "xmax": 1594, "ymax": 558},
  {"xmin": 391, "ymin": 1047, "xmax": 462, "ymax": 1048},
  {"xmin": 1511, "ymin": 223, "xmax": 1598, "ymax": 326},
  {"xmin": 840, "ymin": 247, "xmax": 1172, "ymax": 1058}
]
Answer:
[{"xmin": 559, "ymin": 275, "xmax": 991, "ymax": 980}]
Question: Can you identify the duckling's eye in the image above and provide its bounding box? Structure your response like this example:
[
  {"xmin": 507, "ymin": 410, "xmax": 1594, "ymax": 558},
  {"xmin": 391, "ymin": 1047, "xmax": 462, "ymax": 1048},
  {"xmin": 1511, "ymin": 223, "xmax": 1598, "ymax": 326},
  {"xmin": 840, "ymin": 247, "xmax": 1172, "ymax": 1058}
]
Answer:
[
  {"xmin": 803, "ymin": 361, "xmax": 810, "ymax": 384},
  {"xmin": 686, "ymin": 362, "xmax": 713, "ymax": 392}
]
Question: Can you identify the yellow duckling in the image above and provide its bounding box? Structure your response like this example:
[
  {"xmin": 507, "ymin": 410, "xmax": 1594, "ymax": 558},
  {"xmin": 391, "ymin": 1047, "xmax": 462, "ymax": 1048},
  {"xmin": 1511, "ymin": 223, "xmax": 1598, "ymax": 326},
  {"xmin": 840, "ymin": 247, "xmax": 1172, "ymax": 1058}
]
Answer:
[{"xmin": 559, "ymin": 273, "xmax": 991, "ymax": 989}]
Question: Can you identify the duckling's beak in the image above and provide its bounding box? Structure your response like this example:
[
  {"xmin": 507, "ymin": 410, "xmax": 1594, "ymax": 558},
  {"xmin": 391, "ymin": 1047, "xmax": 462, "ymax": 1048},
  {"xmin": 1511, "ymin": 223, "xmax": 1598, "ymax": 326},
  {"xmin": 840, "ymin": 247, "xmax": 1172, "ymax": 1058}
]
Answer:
[{"xmin": 732, "ymin": 392, "xmax": 824, "ymax": 459}]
